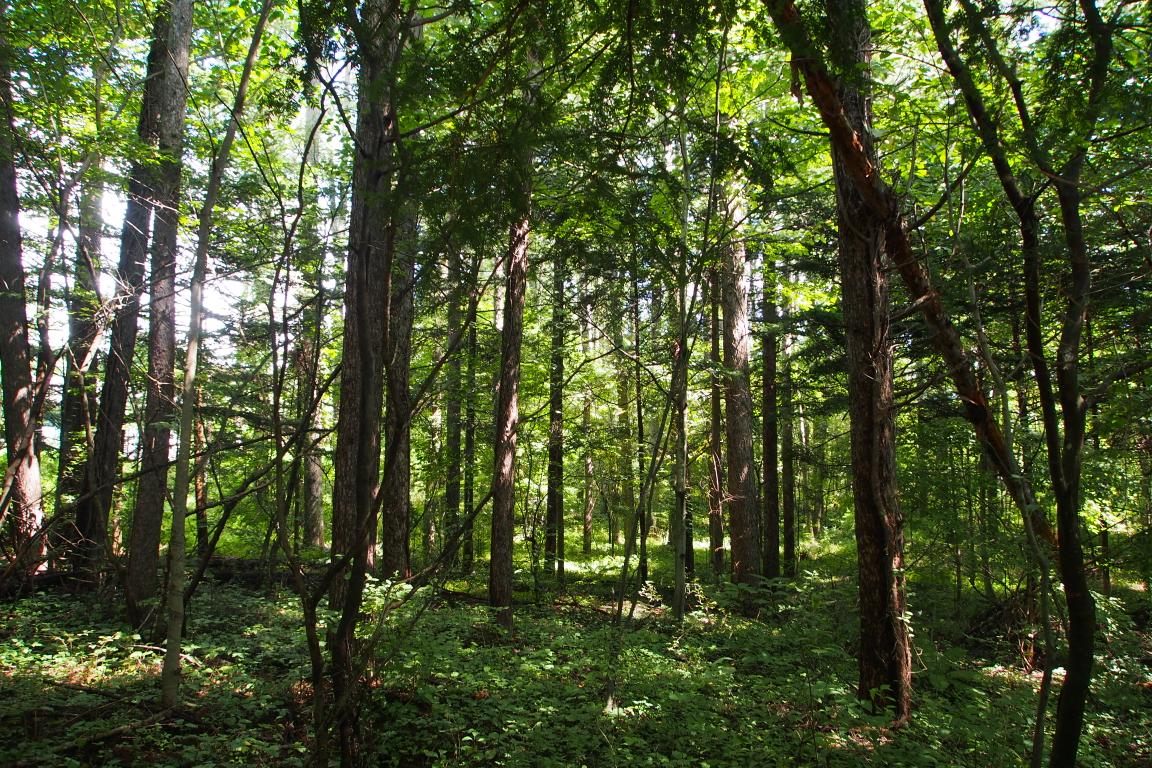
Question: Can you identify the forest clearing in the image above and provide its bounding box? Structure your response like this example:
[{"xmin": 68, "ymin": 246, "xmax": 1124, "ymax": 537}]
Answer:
[{"xmin": 0, "ymin": 0, "xmax": 1150, "ymax": 765}]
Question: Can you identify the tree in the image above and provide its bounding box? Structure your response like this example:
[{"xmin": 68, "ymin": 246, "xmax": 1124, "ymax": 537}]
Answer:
[
  {"xmin": 77, "ymin": 0, "xmax": 179, "ymax": 589},
  {"xmin": 0, "ymin": 0, "xmax": 43, "ymax": 575},
  {"xmin": 124, "ymin": 0, "xmax": 194, "ymax": 625},
  {"xmin": 720, "ymin": 189, "xmax": 761, "ymax": 587},
  {"xmin": 761, "ymin": 259, "xmax": 779, "ymax": 579},
  {"xmin": 824, "ymin": 0, "xmax": 912, "ymax": 719},
  {"xmin": 545, "ymin": 248, "xmax": 565, "ymax": 581}
]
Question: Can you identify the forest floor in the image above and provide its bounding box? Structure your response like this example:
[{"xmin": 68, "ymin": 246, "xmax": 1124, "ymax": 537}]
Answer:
[{"xmin": 2, "ymin": 553, "xmax": 1150, "ymax": 767}]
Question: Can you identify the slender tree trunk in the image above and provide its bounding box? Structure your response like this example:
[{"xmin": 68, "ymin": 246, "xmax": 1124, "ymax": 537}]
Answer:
[
  {"xmin": 57, "ymin": 174, "xmax": 102, "ymax": 531},
  {"xmin": 671, "ymin": 287, "xmax": 690, "ymax": 620},
  {"xmin": 708, "ymin": 269, "xmax": 725, "ymax": 581},
  {"xmin": 545, "ymin": 250, "xmax": 565, "ymax": 580},
  {"xmin": 761, "ymin": 260, "xmax": 779, "ymax": 579},
  {"xmin": 444, "ymin": 252, "xmax": 463, "ymax": 569},
  {"xmin": 781, "ymin": 316, "xmax": 797, "ymax": 578},
  {"xmin": 462, "ymin": 322, "xmax": 476, "ymax": 571},
  {"xmin": 160, "ymin": 0, "xmax": 268, "ymax": 707},
  {"xmin": 125, "ymin": 0, "xmax": 194, "ymax": 624},
  {"xmin": 720, "ymin": 194, "xmax": 761, "ymax": 588},
  {"xmin": 631, "ymin": 272, "xmax": 650, "ymax": 585},
  {"xmin": 580, "ymin": 298, "xmax": 594, "ymax": 555},
  {"xmin": 193, "ymin": 404, "xmax": 210, "ymax": 560},
  {"xmin": 0, "ymin": 3, "xmax": 43, "ymax": 574}
]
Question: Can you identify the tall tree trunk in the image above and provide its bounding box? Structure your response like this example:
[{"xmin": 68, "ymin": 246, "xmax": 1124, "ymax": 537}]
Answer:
[
  {"xmin": 57, "ymin": 174, "xmax": 103, "ymax": 540},
  {"xmin": 381, "ymin": 204, "xmax": 415, "ymax": 579},
  {"xmin": 720, "ymin": 193, "xmax": 761, "ymax": 587},
  {"xmin": 77, "ymin": 5, "xmax": 169, "ymax": 584},
  {"xmin": 923, "ymin": 2, "xmax": 1108, "ymax": 760},
  {"xmin": 580, "ymin": 297, "xmax": 594, "ymax": 556},
  {"xmin": 781, "ymin": 312, "xmax": 797, "ymax": 578},
  {"xmin": 330, "ymin": 2, "xmax": 404, "ymax": 760},
  {"xmin": 631, "ymin": 271, "xmax": 649, "ymax": 585},
  {"xmin": 125, "ymin": 0, "xmax": 194, "ymax": 625},
  {"xmin": 193, "ymin": 402, "xmax": 210, "ymax": 560},
  {"xmin": 444, "ymin": 252, "xmax": 463, "ymax": 569},
  {"xmin": 489, "ymin": 192, "xmax": 530, "ymax": 631},
  {"xmin": 545, "ymin": 250, "xmax": 565, "ymax": 581},
  {"xmin": 825, "ymin": 0, "xmax": 911, "ymax": 721},
  {"xmin": 0, "ymin": 2, "xmax": 43, "ymax": 574},
  {"xmin": 161, "ymin": 0, "xmax": 268, "ymax": 707},
  {"xmin": 761, "ymin": 260, "xmax": 779, "ymax": 579},
  {"xmin": 708, "ymin": 268, "xmax": 725, "ymax": 581},
  {"xmin": 462, "ymin": 322, "xmax": 477, "ymax": 571}
]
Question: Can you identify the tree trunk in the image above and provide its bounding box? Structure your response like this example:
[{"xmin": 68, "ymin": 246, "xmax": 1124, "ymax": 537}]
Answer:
[
  {"xmin": 761, "ymin": 260, "xmax": 779, "ymax": 579},
  {"xmin": 720, "ymin": 192, "xmax": 761, "ymax": 588},
  {"xmin": 545, "ymin": 250, "xmax": 565, "ymax": 580},
  {"xmin": 444, "ymin": 252, "xmax": 463, "ymax": 569},
  {"xmin": 462, "ymin": 322, "xmax": 477, "ymax": 571},
  {"xmin": 381, "ymin": 204, "xmax": 415, "ymax": 579},
  {"xmin": 824, "ymin": 0, "xmax": 912, "ymax": 721},
  {"xmin": 161, "ymin": 0, "xmax": 268, "ymax": 707},
  {"xmin": 0, "ymin": 2, "xmax": 43, "ymax": 574},
  {"xmin": 78, "ymin": 5, "xmax": 169, "ymax": 585},
  {"xmin": 57, "ymin": 174, "xmax": 102, "ymax": 542},
  {"xmin": 489, "ymin": 201, "xmax": 530, "ymax": 631},
  {"xmin": 781, "ymin": 313, "xmax": 797, "ymax": 578},
  {"xmin": 580, "ymin": 298, "xmax": 595, "ymax": 556},
  {"xmin": 330, "ymin": 3, "xmax": 404, "ymax": 760},
  {"xmin": 125, "ymin": 0, "xmax": 194, "ymax": 625},
  {"xmin": 708, "ymin": 268, "xmax": 725, "ymax": 581}
]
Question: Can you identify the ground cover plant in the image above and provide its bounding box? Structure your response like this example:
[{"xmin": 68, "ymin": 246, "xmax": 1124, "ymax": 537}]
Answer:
[{"xmin": 3, "ymin": 547, "xmax": 1149, "ymax": 767}]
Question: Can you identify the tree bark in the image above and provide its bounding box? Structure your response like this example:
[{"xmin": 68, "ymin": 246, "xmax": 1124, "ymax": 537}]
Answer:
[
  {"xmin": 0, "ymin": 1, "xmax": 44, "ymax": 574},
  {"xmin": 720, "ymin": 192, "xmax": 761, "ymax": 587},
  {"xmin": 125, "ymin": 0, "xmax": 194, "ymax": 624},
  {"xmin": 781, "ymin": 315, "xmax": 797, "ymax": 579},
  {"xmin": 381, "ymin": 204, "xmax": 415, "ymax": 579},
  {"xmin": 545, "ymin": 250, "xmax": 565, "ymax": 581},
  {"xmin": 707, "ymin": 268, "xmax": 725, "ymax": 580},
  {"xmin": 822, "ymin": 0, "xmax": 912, "ymax": 721},
  {"xmin": 444, "ymin": 252, "xmax": 463, "ymax": 569},
  {"xmin": 57, "ymin": 174, "xmax": 102, "ymax": 546},
  {"xmin": 761, "ymin": 261, "xmax": 779, "ymax": 579},
  {"xmin": 330, "ymin": 2, "xmax": 405, "ymax": 760},
  {"xmin": 77, "ymin": 5, "xmax": 168, "ymax": 585},
  {"xmin": 580, "ymin": 297, "xmax": 594, "ymax": 556},
  {"xmin": 462, "ymin": 322, "xmax": 477, "ymax": 571},
  {"xmin": 489, "ymin": 201, "xmax": 530, "ymax": 631}
]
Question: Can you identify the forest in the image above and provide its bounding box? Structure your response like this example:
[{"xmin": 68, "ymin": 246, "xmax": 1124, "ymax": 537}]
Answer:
[{"xmin": 0, "ymin": 0, "xmax": 1150, "ymax": 765}]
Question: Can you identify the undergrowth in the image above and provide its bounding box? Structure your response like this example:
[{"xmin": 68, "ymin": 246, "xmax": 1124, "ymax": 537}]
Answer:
[{"xmin": 1, "ymin": 560, "xmax": 1149, "ymax": 767}]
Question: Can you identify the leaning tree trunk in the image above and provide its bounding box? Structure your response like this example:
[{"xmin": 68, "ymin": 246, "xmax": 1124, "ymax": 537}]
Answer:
[
  {"xmin": 0, "ymin": 3, "xmax": 44, "ymax": 574},
  {"xmin": 720, "ymin": 191, "xmax": 761, "ymax": 588},
  {"xmin": 125, "ymin": 0, "xmax": 194, "ymax": 625}
]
